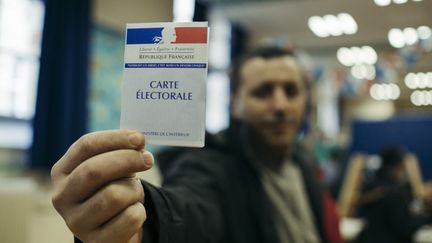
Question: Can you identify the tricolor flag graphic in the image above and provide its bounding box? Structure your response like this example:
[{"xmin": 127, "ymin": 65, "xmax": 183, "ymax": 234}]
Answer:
[{"xmin": 127, "ymin": 27, "xmax": 208, "ymax": 44}]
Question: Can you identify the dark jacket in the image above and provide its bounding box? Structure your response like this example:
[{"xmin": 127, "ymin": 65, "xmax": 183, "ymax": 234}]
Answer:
[
  {"xmin": 357, "ymin": 177, "xmax": 432, "ymax": 243},
  {"xmin": 141, "ymin": 130, "xmax": 343, "ymax": 243},
  {"xmin": 75, "ymin": 129, "xmax": 343, "ymax": 243}
]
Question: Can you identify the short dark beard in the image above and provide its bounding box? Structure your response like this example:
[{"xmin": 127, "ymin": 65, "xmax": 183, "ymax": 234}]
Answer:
[{"xmin": 243, "ymin": 124, "xmax": 294, "ymax": 171}]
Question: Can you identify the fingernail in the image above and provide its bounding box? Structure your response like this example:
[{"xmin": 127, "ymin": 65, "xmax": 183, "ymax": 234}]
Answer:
[
  {"xmin": 128, "ymin": 132, "xmax": 143, "ymax": 147},
  {"xmin": 142, "ymin": 151, "xmax": 154, "ymax": 167}
]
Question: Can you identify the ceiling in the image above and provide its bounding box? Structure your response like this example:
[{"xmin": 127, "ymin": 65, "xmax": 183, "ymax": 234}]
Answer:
[
  {"xmin": 207, "ymin": 0, "xmax": 432, "ymax": 114},
  {"xmin": 212, "ymin": 0, "xmax": 432, "ymax": 53}
]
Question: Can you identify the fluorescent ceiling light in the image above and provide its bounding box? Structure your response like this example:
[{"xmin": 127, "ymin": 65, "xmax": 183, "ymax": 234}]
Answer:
[
  {"xmin": 308, "ymin": 13, "xmax": 357, "ymax": 38},
  {"xmin": 374, "ymin": 0, "xmax": 391, "ymax": 6}
]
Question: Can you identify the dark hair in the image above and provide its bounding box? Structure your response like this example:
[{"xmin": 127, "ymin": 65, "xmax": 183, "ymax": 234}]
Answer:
[
  {"xmin": 377, "ymin": 145, "xmax": 406, "ymax": 177},
  {"xmin": 229, "ymin": 46, "xmax": 296, "ymax": 95}
]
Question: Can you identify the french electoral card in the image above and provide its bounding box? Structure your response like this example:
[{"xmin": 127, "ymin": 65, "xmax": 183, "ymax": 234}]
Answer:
[{"xmin": 120, "ymin": 22, "xmax": 209, "ymax": 147}]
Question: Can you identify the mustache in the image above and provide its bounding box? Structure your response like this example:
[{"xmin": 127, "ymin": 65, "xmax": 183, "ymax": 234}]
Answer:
[{"xmin": 260, "ymin": 113, "xmax": 296, "ymax": 125}]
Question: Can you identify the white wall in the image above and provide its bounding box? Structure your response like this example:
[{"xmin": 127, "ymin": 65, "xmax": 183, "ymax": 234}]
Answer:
[{"xmin": 93, "ymin": 0, "xmax": 173, "ymax": 32}]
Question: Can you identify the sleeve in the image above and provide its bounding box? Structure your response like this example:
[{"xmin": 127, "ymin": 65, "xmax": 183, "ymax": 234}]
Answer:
[{"xmin": 141, "ymin": 149, "xmax": 226, "ymax": 243}]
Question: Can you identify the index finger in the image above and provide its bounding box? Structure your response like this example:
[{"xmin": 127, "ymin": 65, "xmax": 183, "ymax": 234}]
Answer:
[{"xmin": 53, "ymin": 130, "xmax": 145, "ymax": 176}]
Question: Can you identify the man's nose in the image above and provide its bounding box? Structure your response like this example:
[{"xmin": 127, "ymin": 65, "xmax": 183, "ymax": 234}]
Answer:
[{"xmin": 271, "ymin": 87, "xmax": 290, "ymax": 111}]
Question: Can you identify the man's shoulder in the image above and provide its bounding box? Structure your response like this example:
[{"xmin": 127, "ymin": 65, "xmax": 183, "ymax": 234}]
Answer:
[
  {"xmin": 156, "ymin": 131, "xmax": 240, "ymax": 176},
  {"xmin": 176, "ymin": 145, "xmax": 236, "ymax": 166}
]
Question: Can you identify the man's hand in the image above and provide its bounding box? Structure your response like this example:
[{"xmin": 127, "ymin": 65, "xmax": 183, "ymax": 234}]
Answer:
[{"xmin": 51, "ymin": 130, "xmax": 154, "ymax": 243}]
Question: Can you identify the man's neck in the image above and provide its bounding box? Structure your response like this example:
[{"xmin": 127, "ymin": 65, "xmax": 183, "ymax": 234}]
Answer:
[{"xmin": 248, "ymin": 133, "xmax": 292, "ymax": 171}]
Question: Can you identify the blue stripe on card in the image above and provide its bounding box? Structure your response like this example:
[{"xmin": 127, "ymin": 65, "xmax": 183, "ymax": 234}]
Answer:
[
  {"xmin": 126, "ymin": 28, "xmax": 163, "ymax": 44},
  {"xmin": 125, "ymin": 63, "xmax": 207, "ymax": 68}
]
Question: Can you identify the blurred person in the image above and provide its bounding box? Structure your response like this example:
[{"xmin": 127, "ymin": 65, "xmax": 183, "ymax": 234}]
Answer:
[
  {"xmin": 426, "ymin": 182, "xmax": 432, "ymax": 207},
  {"xmin": 356, "ymin": 145, "xmax": 432, "ymax": 243},
  {"xmin": 51, "ymin": 46, "xmax": 343, "ymax": 243}
]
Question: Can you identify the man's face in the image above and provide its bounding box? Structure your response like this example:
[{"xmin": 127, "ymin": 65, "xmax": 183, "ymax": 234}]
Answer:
[{"xmin": 232, "ymin": 56, "xmax": 307, "ymax": 148}]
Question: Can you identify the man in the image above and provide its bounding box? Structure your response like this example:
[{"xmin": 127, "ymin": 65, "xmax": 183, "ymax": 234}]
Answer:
[{"xmin": 51, "ymin": 46, "xmax": 343, "ymax": 243}]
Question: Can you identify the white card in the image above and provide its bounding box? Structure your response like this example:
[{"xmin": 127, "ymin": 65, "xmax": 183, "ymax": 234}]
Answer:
[{"xmin": 120, "ymin": 22, "xmax": 209, "ymax": 147}]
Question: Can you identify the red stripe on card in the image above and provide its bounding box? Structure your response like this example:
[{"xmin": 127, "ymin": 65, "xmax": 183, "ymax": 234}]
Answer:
[{"xmin": 173, "ymin": 27, "xmax": 208, "ymax": 44}]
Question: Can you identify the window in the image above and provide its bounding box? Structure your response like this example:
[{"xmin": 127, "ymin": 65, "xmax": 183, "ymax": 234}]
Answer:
[
  {"xmin": 0, "ymin": 0, "xmax": 44, "ymax": 148},
  {"xmin": 206, "ymin": 8, "xmax": 231, "ymax": 133},
  {"xmin": 172, "ymin": 0, "xmax": 231, "ymax": 133}
]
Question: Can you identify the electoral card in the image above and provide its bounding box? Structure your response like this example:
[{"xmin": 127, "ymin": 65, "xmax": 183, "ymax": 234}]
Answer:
[{"xmin": 120, "ymin": 22, "xmax": 209, "ymax": 147}]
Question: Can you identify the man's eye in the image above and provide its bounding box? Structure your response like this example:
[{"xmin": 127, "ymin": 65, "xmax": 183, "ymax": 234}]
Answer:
[
  {"xmin": 251, "ymin": 84, "xmax": 273, "ymax": 98},
  {"xmin": 285, "ymin": 82, "xmax": 299, "ymax": 98}
]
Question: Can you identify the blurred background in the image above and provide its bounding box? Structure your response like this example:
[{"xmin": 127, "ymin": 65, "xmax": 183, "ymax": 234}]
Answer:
[{"xmin": 0, "ymin": 0, "xmax": 431, "ymax": 242}]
